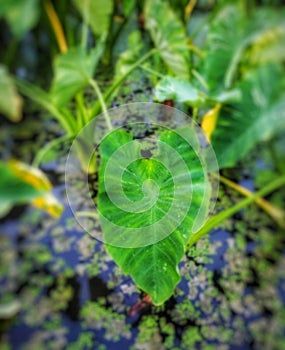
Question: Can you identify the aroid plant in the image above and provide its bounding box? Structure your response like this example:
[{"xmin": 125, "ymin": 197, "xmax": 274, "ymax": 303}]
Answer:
[{"xmin": 66, "ymin": 103, "xmax": 285, "ymax": 305}]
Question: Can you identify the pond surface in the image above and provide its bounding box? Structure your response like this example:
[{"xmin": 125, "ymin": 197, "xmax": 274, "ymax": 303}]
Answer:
[{"xmin": 0, "ymin": 86, "xmax": 285, "ymax": 350}]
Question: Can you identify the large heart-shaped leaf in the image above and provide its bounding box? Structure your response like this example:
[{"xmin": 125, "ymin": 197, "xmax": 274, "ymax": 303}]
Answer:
[
  {"xmin": 98, "ymin": 128, "xmax": 211, "ymax": 305},
  {"xmin": 211, "ymin": 64, "xmax": 285, "ymax": 169},
  {"xmin": 144, "ymin": 0, "xmax": 190, "ymax": 79}
]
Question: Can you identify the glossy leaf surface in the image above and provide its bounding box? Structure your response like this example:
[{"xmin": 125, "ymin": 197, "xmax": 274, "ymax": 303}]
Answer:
[{"xmin": 98, "ymin": 128, "xmax": 210, "ymax": 304}]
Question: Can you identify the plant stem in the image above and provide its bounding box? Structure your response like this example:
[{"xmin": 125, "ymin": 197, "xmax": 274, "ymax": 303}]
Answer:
[
  {"xmin": 187, "ymin": 175, "xmax": 285, "ymax": 249},
  {"xmin": 192, "ymin": 107, "xmax": 199, "ymax": 121},
  {"xmin": 75, "ymin": 93, "xmax": 89, "ymax": 128},
  {"xmin": 3, "ymin": 38, "xmax": 18, "ymax": 66},
  {"xmin": 91, "ymin": 49, "xmax": 157, "ymax": 116},
  {"xmin": 105, "ymin": 49, "xmax": 157, "ymax": 102},
  {"xmin": 15, "ymin": 79, "xmax": 76, "ymax": 135},
  {"xmin": 185, "ymin": 0, "xmax": 198, "ymax": 19},
  {"xmin": 81, "ymin": 0, "xmax": 90, "ymax": 50},
  {"xmin": 32, "ymin": 134, "xmax": 73, "ymax": 167},
  {"xmin": 44, "ymin": 0, "xmax": 68, "ymax": 53},
  {"xmin": 218, "ymin": 174, "xmax": 285, "ymax": 228},
  {"xmin": 269, "ymin": 138, "xmax": 284, "ymax": 174},
  {"xmin": 89, "ymin": 79, "xmax": 112, "ymax": 130},
  {"xmin": 140, "ymin": 65, "xmax": 165, "ymax": 78}
]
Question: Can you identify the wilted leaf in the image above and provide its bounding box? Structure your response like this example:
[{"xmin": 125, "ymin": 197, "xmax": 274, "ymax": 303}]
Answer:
[
  {"xmin": 0, "ymin": 160, "xmax": 63, "ymax": 218},
  {"xmin": 201, "ymin": 103, "xmax": 221, "ymax": 142}
]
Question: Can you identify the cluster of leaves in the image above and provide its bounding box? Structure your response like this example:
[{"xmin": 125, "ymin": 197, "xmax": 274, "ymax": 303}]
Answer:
[
  {"xmin": 153, "ymin": 1, "xmax": 285, "ymax": 168},
  {"xmin": 95, "ymin": 0, "xmax": 285, "ymax": 304}
]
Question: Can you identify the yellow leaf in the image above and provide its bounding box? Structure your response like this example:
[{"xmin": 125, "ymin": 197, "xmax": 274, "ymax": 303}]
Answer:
[
  {"xmin": 8, "ymin": 160, "xmax": 51, "ymax": 191},
  {"xmin": 8, "ymin": 160, "xmax": 63, "ymax": 218},
  {"xmin": 201, "ymin": 103, "xmax": 221, "ymax": 142},
  {"xmin": 32, "ymin": 193, "xmax": 63, "ymax": 218}
]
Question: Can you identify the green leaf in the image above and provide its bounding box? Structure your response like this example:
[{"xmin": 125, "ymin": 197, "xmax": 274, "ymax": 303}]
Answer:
[
  {"xmin": 144, "ymin": 0, "xmax": 190, "ymax": 79},
  {"xmin": 204, "ymin": 4, "xmax": 285, "ymax": 91},
  {"xmin": 155, "ymin": 76, "xmax": 207, "ymax": 107},
  {"xmin": 0, "ymin": 0, "xmax": 39, "ymax": 38},
  {"xmin": 72, "ymin": 0, "xmax": 113, "ymax": 36},
  {"xmin": 211, "ymin": 64, "xmax": 285, "ymax": 168},
  {"xmin": 50, "ymin": 46, "xmax": 103, "ymax": 107},
  {"xmin": 16, "ymin": 79, "xmax": 76, "ymax": 134},
  {"xmin": 98, "ymin": 128, "xmax": 211, "ymax": 304},
  {"xmin": 0, "ymin": 65, "xmax": 22, "ymax": 122},
  {"xmin": 122, "ymin": 0, "xmax": 136, "ymax": 17}
]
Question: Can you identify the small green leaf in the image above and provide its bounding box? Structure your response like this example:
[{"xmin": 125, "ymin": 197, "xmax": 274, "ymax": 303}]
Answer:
[
  {"xmin": 212, "ymin": 64, "xmax": 285, "ymax": 168},
  {"xmin": 144, "ymin": 0, "xmax": 190, "ymax": 79},
  {"xmin": 98, "ymin": 128, "xmax": 211, "ymax": 304},
  {"xmin": 0, "ymin": 65, "xmax": 22, "ymax": 122},
  {"xmin": 155, "ymin": 76, "xmax": 206, "ymax": 107},
  {"xmin": 0, "ymin": 0, "xmax": 39, "ymax": 38},
  {"xmin": 72, "ymin": 0, "xmax": 113, "ymax": 36},
  {"xmin": 50, "ymin": 46, "xmax": 103, "ymax": 107}
]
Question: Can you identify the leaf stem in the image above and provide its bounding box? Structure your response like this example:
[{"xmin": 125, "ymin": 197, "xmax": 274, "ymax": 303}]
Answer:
[
  {"xmin": 187, "ymin": 175, "xmax": 285, "ymax": 248},
  {"xmin": 89, "ymin": 79, "xmax": 112, "ymax": 130},
  {"xmin": 32, "ymin": 134, "xmax": 73, "ymax": 167},
  {"xmin": 140, "ymin": 65, "xmax": 165, "ymax": 78},
  {"xmin": 15, "ymin": 79, "xmax": 75, "ymax": 135},
  {"xmin": 218, "ymin": 174, "xmax": 285, "ymax": 228},
  {"xmin": 185, "ymin": 0, "xmax": 198, "ymax": 19},
  {"xmin": 81, "ymin": 0, "xmax": 90, "ymax": 50},
  {"xmin": 44, "ymin": 0, "xmax": 68, "ymax": 53},
  {"xmin": 91, "ymin": 49, "xmax": 157, "ymax": 116}
]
